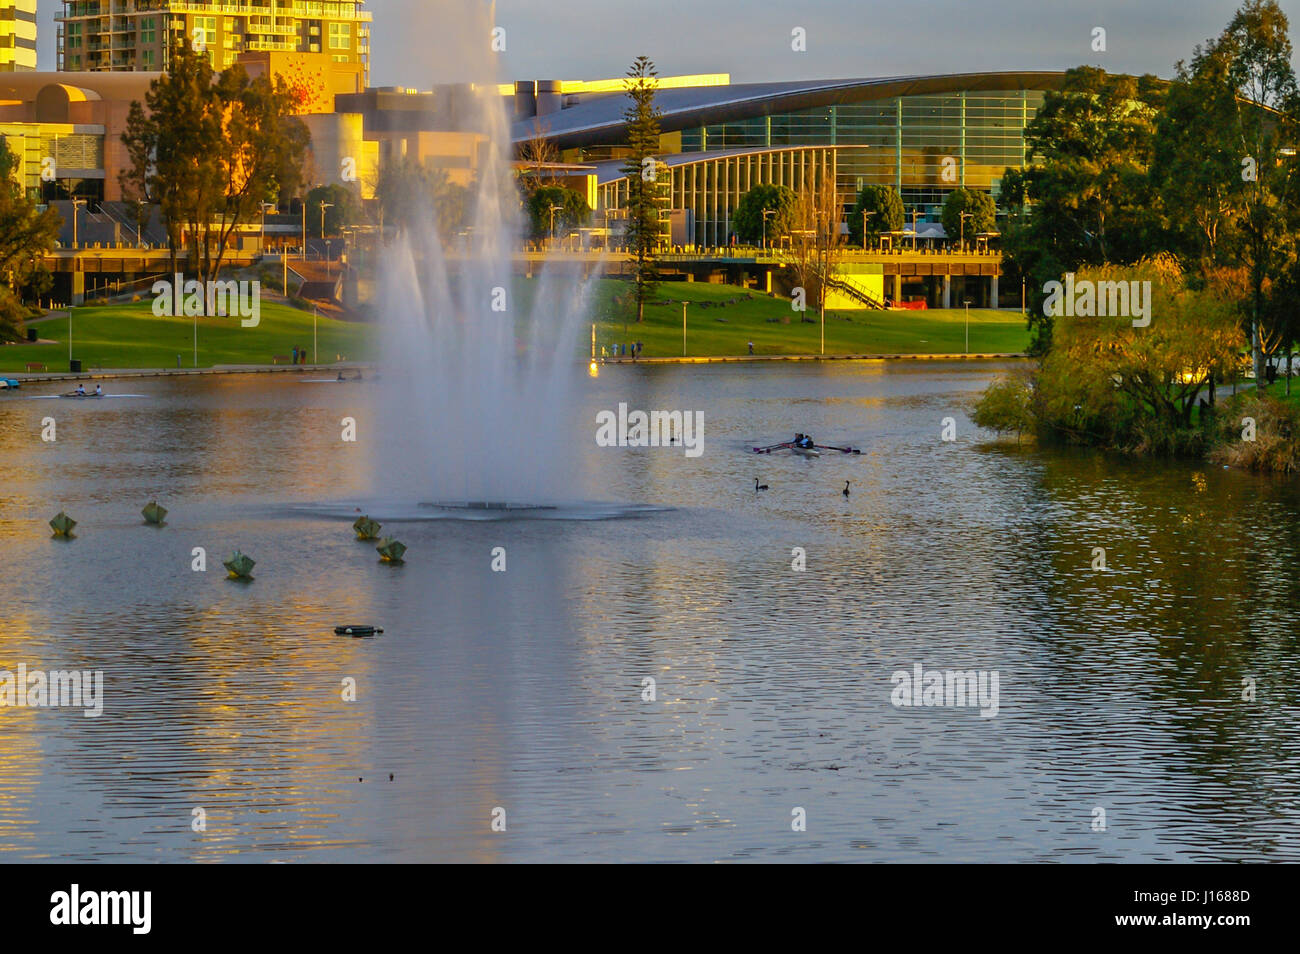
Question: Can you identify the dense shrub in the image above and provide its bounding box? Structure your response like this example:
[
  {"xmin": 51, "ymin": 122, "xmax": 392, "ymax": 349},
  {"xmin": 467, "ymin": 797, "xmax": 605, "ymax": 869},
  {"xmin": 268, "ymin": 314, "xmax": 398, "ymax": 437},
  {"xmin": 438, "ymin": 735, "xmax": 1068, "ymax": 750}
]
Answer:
[{"xmin": 1211, "ymin": 394, "xmax": 1300, "ymax": 473}]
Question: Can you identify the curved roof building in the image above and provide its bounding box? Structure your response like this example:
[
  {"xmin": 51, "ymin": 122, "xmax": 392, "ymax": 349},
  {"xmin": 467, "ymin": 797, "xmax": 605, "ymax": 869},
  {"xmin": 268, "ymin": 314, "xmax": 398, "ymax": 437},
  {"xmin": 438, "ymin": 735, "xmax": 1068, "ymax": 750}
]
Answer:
[{"xmin": 513, "ymin": 72, "xmax": 1068, "ymax": 247}]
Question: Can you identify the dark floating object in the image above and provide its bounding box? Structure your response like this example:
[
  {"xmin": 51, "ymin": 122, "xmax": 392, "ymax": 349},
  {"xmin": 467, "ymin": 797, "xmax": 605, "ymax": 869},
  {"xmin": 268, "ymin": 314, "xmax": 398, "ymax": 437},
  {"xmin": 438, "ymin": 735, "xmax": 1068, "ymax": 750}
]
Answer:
[
  {"xmin": 333, "ymin": 625, "xmax": 384, "ymax": 638},
  {"xmin": 141, "ymin": 500, "xmax": 168, "ymax": 525},
  {"xmin": 49, "ymin": 511, "xmax": 77, "ymax": 537},
  {"xmin": 754, "ymin": 478, "xmax": 769, "ymax": 491},
  {"xmin": 419, "ymin": 501, "xmax": 557, "ymax": 512},
  {"xmin": 223, "ymin": 550, "xmax": 256, "ymax": 580},
  {"xmin": 843, "ymin": 480, "xmax": 851, "ymax": 497},
  {"xmin": 376, "ymin": 537, "xmax": 407, "ymax": 564},
  {"xmin": 352, "ymin": 515, "xmax": 382, "ymax": 540}
]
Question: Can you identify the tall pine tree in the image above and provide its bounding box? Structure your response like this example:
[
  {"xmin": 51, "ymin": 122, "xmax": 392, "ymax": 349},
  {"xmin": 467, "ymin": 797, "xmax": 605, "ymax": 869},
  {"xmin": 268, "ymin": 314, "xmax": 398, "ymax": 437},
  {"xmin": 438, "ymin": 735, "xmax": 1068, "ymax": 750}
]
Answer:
[{"xmin": 620, "ymin": 56, "xmax": 665, "ymax": 325}]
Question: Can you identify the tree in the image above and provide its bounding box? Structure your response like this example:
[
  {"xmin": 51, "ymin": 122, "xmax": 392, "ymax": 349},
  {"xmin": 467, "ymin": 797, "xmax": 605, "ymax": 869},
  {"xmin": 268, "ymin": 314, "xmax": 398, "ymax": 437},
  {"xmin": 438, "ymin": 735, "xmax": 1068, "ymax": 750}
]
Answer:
[
  {"xmin": 786, "ymin": 171, "xmax": 843, "ymax": 344},
  {"xmin": 120, "ymin": 43, "xmax": 310, "ymax": 290},
  {"xmin": 517, "ymin": 119, "xmax": 562, "ymax": 198},
  {"xmin": 525, "ymin": 186, "xmax": 591, "ymax": 243},
  {"xmin": 0, "ymin": 140, "xmax": 60, "ymax": 340},
  {"xmin": 1000, "ymin": 66, "xmax": 1166, "ymax": 352},
  {"xmin": 1037, "ymin": 256, "xmax": 1244, "ymax": 450},
  {"xmin": 375, "ymin": 155, "xmax": 473, "ymax": 240},
  {"xmin": 620, "ymin": 55, "xmax": 665, "ymax": 324},
  {"xmin": 941, "ymin": 188, "xmax": 996, "ymax": 248},
  {"xmin": 733, "ymin": 183, "xmax": 798, "ymax": 246},
  {"xmin": 305, "ymin": 183, "xmax": 360, "ymax": 238},
  {"xmin": 848, "ymin": 184, "xmax": 904, "ymax": 247},
  {"xmin": 1158, "ymin": 0, "xmax": 1300, "ymax": 387}
]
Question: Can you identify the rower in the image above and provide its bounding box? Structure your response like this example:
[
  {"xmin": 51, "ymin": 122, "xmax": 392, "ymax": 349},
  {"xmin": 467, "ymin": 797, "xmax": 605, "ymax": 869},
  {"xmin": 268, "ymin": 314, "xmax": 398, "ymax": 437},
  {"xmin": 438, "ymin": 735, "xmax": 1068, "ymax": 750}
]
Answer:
[
  {"xmin": 75, "ymin": 384, "xmax": 86, "ymax": 395},
  {"xmin": 94, "ymin": 385, "xmax": 103, "ymax": 396},
  {"xmin": 793, "ymin": 433, "xmax": 804, "ymax": 446}
]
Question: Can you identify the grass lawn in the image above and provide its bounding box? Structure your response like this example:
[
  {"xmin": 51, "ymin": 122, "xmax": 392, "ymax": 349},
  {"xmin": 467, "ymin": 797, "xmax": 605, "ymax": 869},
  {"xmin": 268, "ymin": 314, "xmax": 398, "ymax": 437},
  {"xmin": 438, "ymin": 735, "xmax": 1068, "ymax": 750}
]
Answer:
[
  {"xmin": 586, "ymin": 280, "xmax": 1031, "ymax": 358},
  {"xmin": 1251, "ymin": 378, "xmax": 1300, "ymax": 408},
  {"xmin": 1, "ymin": 301, "xmax": 371, "ymax": 373},
  {"xmin": 1, "ymin": 279, "xmax": 1032, "ymax": 373}
]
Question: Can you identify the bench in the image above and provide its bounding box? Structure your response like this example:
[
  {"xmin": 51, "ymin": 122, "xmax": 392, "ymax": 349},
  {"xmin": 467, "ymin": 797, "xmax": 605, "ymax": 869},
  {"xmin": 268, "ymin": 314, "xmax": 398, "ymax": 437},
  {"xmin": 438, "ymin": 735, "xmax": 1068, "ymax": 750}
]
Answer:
[
  {"xmin": 272, "ymin": 355, "xmax": 292, "ymax": 365},
  {"xmin": 25, "ymin": 362, "xmax": 45, "ymax": 372}
]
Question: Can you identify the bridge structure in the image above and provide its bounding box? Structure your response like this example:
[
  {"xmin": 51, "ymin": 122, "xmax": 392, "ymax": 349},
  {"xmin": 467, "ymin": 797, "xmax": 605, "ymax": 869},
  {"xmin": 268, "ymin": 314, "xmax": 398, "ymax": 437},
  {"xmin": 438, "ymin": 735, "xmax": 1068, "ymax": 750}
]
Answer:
[
  {"xmin": 509, "ymin": 246, "xmax": 1007, "ymax": 309},
  {"xmin": 42, "ymin": 244, "xmax": 1008, "ymax": 311}
]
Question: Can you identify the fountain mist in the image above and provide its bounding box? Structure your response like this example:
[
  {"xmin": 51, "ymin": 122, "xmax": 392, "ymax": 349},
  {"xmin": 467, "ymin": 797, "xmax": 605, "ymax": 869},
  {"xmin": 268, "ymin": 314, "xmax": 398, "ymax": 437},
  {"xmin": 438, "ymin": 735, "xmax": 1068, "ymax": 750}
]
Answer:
[{"xmin": 369, "ymin": 2, "xmax": 598, "ymax": 506}]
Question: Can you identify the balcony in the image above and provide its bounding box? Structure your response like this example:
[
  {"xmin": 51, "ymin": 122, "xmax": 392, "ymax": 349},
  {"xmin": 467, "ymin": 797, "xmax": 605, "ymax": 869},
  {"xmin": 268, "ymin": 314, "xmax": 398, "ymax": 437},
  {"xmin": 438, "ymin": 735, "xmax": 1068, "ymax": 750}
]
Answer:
[{"xmin": 245, "ymin": 38, "xmax": 299, "ymax": 51}]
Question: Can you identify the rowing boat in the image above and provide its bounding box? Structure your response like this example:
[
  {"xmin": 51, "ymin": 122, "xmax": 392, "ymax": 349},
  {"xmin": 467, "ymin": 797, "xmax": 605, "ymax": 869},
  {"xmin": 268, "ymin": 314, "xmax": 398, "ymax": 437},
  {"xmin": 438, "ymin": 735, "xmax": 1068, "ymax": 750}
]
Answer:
[
  {"xmin": 791, "ymin": 445, "xmax": 821, "ymax": 458},
  {"xmin": 60, "ymin": 392, "xmax": 104, "ymax": 399}
]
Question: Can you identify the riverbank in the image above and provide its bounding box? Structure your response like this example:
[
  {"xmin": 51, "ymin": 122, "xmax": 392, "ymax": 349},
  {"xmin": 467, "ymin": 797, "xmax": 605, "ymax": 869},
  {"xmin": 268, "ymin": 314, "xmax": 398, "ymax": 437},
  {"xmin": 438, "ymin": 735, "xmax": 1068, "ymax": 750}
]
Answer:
[
  {"xmin": 3, "ymin": 363, "xmax": 373, "ymax": 384},
  {"xmin": 601, "ymin": 351, "xmax": 1027, "ymax": 364}
]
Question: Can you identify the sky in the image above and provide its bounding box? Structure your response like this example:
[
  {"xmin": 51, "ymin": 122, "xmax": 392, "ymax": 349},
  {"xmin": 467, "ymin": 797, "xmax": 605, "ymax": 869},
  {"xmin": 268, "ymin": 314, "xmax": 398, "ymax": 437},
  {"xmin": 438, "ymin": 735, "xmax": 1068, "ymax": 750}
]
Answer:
[{"xmin": 34, "ymin": 0, "xmax": 1300, "ymax": 87}]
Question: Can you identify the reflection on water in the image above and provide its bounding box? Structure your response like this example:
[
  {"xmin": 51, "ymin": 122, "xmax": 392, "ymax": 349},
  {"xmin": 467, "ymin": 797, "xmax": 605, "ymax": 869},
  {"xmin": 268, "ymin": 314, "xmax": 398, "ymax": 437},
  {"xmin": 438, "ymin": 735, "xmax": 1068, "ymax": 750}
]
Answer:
[{"xmin": 0, "ymin": 367, "xmax": 1298, "ymax": 862}]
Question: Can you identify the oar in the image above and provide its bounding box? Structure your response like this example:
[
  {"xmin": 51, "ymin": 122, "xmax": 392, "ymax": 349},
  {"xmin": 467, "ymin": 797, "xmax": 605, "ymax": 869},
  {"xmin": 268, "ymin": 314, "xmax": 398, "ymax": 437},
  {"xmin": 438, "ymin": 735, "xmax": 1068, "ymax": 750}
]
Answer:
[
  {"xmin": 752, "ymin": 442, "xmax": 794, "ymax": 454},
  {"xmin": 814, "ymin": 444, "xmax": 862, "ymax": 455}
]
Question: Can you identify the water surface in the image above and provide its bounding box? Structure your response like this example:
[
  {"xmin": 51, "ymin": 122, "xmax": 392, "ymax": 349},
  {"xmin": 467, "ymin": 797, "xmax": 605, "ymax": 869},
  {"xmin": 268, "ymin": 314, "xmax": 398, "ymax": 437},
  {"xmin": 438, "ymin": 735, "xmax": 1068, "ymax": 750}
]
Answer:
[{"xmin": 1, "ymin": 362, "xmax": 1297, "ymax": 862}]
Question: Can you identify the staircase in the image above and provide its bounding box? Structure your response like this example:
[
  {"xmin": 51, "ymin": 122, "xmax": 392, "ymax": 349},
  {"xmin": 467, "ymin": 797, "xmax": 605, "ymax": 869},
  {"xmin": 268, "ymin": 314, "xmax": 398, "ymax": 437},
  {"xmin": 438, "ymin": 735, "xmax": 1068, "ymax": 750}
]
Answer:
[{"xmin": 825, "ymin": 276, "xmax": 887, "ymax": 310}]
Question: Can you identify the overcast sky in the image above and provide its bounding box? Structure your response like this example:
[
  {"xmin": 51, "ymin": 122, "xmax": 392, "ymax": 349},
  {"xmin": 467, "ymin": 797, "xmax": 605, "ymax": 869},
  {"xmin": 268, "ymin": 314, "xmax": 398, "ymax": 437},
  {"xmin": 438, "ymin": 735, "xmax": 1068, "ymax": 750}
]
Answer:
[{"xmin": 35, "ymin": 0, "xmax": 1300, "ymax": 87}]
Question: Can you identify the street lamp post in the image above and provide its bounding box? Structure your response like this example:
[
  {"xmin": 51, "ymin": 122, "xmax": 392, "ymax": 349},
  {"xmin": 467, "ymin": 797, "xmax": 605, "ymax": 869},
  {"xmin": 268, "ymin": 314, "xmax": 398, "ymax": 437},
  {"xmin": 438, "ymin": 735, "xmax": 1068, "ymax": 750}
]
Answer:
[
  {"xmin": 861, "ymin": 209, "xmax": 875, "ymax": 249},
  {"xmin": 301, "ymin": 202, "xmax": 307, "ymax": 262},
  {"xmin": 682, "ymin": 300, "xmax": 687, "ymax": 357},
  {"xmin": 911, "ymin": 209, "xmax": 920, "ymax": 252},
  {"xmin": 319, "ymin": 202, "xmax": 334, "ymax": 267},
  {"xmin": 259, "ymin": 201, "xmax": 276, "ymax": 256},
  {"xmin": 958, "ymin": 210, "xmax": 972, "ymax": 252},
  {"xmin": 963, "ymin": 298, "xmax": 972, "ymax": 354},
  {"xmin": 136, "ymin": 199, "xmax": 147, "ymax": 248},
  {"xmin": 762, "ymin": 208, "xmax": 776, "ymax": 250},
  {"xmin": 70, "ymin": 197, "xmax": 86, "ymax": 249}
]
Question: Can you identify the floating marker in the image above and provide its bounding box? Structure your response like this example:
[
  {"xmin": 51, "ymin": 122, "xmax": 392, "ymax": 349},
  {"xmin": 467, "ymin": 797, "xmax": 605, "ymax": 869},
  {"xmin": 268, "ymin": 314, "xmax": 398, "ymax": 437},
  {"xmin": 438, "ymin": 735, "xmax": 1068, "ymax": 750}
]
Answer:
[
  {"xmin": 49, "ymin": 511, "xmax": 77, "ymax": 538},
  {"xmin": 352, "ymin": 515, "xmax": 382, "ymax": 540},
  {"xmin": 141, "ymin": 500, "xmax": 168, "ymax": 525},
  {"xmin": 223, "ymin": 550, "xmax": 256, "ymax": 580},
  {"xmin": 334, "ymin": 625, "xmax": 384, "ymax": 638},
  {"xmin": 376, "ymin": 538, "xmax": 406, "ymax": 564}
]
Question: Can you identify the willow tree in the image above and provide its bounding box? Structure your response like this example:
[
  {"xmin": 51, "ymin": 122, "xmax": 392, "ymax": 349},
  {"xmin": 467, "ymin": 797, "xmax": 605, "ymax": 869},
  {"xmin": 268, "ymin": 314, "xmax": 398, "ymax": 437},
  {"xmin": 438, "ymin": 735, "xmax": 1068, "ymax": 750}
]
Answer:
[{"xmin": 620, "ymin": 56, "xmax": 665, "ymax": 324}]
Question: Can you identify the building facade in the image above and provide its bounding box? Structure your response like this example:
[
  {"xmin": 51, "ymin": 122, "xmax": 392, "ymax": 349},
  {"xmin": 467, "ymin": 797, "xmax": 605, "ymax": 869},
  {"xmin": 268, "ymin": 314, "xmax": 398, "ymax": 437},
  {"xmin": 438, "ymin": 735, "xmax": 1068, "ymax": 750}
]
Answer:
[
  {"xmin": 57, "ymin": 0, "xmax": 371, "ymax": 83},
  {"xmin": 0, "ymin": 0, "xmax": 37, "ymax": 71},
  {"xmin": 513, "ymin": 73, "xmax": 1061, "ymax": 247}
]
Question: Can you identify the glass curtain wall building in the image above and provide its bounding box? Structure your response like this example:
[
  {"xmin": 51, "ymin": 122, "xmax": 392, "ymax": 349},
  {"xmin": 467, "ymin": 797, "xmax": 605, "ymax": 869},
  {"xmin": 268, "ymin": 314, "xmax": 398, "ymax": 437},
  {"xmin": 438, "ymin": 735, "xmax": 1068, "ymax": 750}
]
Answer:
[
  {"xmin": 680, "ymin": 90, "xmax": 1044, "ymax": 217},
  {"xmin": 514, "ymin": 74, "xmax": 1062, "ymax": 245}
]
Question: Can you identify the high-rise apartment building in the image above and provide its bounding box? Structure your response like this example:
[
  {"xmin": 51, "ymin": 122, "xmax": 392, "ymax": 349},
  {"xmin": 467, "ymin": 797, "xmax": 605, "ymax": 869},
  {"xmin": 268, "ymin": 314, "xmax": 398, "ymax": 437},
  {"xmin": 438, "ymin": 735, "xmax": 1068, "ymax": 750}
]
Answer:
[
  {"xmin": 57, "ymin": 1, "xmax": 371, "ymax": 82},
  {"xmin": 0, "ymin": 0, "xmax": 37, "ymax": 71}
]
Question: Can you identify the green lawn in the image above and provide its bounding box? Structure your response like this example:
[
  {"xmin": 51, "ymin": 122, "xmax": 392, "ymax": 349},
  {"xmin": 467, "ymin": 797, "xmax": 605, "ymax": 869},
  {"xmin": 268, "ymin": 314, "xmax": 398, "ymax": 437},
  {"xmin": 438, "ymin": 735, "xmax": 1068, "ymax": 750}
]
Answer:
[
  {"xmin": 1, "ymin": 279, "xmax": 1031, "ymax": 373},
  {"xmin": 586, "ymin": 281, "xmax": 1031, "ymax": 358},
  {"xmin": 1, "ymin": 301, "xmax": 371, "ymax": 373},
  {"xmin": 1251, "ymin": 377, "xmax": 1300, "ymax": 408}
]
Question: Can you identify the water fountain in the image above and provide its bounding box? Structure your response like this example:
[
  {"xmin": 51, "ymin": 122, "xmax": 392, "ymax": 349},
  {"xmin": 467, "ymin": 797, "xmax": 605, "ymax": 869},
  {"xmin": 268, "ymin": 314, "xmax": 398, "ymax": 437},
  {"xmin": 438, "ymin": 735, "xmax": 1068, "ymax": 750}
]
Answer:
[{"xmin": 367, "ymin": 2, "xmax": 597, "ymax": 510}]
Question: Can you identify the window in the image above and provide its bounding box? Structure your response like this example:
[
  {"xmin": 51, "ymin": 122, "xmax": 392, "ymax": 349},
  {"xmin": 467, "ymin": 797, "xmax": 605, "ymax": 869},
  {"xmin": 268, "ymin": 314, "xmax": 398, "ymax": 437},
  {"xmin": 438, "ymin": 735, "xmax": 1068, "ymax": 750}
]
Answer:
[
  {"xmin": 328, "ymin": 23, "xmax": 349, "ymax": 49},
  {"xmin": 142, "ymin": 49, "xmax": 154, "ymax": 68},
  {"xmin": 140, "ymin": 18, "xmax": 155, "ymax": 45},
  {"xmin": 194, "ymin": 16, "xmax": 216, "ymax": 49}
]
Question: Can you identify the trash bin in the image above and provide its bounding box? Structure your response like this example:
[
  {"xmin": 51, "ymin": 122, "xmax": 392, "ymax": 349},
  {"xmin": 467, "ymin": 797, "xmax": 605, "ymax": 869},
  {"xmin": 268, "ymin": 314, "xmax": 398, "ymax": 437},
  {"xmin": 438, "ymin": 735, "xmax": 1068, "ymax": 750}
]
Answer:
[{"xmin": 69, "ymin": 359, "xmax": 82, "ymax": 373}]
